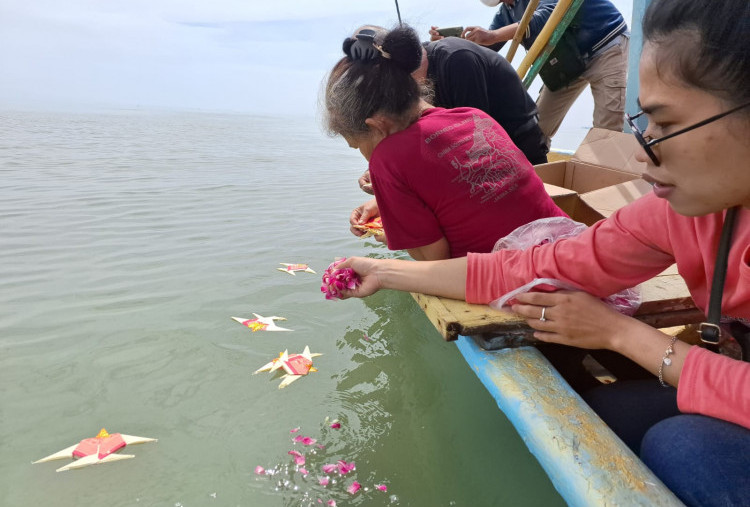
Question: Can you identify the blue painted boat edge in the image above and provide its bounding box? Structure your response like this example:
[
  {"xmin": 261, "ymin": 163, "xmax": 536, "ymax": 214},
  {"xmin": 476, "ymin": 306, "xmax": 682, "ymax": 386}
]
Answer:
[{"xmin": 455, "ymin": 335, "xmax": 684, "ymax": 506}]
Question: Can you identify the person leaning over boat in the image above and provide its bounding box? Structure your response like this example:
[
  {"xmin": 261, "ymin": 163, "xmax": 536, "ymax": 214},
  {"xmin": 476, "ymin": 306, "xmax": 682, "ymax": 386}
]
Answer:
[
  {"xmin": 431, "ymin": 0, "xmax": 628, "ymax": 142},
  {"xmin": 418, "ymin": 35, "xmax": 549, "ymax": 165},
  {"xmin": 325, "ymin": 25, "xmax": 567, "ymax": 261},
  {"xmin": 354, "ymin": 27, "xmax": 548, "ymax": 198},
  {"xmin": 336, "ymin": 1, "xmax": 750, "ymax": 504}
]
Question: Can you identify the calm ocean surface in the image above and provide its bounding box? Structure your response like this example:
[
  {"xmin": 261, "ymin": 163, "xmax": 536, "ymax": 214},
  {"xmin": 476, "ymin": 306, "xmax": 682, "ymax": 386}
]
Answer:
[{"xmin": 0, "ymin": 109, "xmax": 564, "ymax": 506}]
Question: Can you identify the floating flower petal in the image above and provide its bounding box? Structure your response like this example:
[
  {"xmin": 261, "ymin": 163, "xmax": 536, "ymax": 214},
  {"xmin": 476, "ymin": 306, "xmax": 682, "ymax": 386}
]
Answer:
[
  {"xmin": 347, "ymin": 481, "xmax": 361, "ymax": 495},
  {"xmin": 288, "ymin": 450, "xmax": 305, "ymax": 466},
  {"xmin": 375, "ymin": 484, "xmax": 388, "ymax": 492},
  {"xmin": 318, "ymin": 476, "xmax": 330, "ymax": 486},
  {"xmin": 255, "ymin": 466, "xmax": 265, "ymax": 475},
  {"xmin": 292, "ymin": 435, "xmax": 317, "ymax": 446},
  {"xmin": 330, "ymin": 421, "xmax": 341, "ymax": 430},
  {"xmin": 321, "ymin": 464, "xmax": 337, "ymax": 474},
  {"xmin": 337, "ymin": 460, "xmax": 356, "ymax": 475}
]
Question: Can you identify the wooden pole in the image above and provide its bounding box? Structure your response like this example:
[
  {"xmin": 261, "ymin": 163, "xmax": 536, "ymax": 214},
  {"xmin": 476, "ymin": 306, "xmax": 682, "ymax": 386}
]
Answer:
[{"xmin": 506, "ymin": 0, "xmax": 540, "ymax": 64}]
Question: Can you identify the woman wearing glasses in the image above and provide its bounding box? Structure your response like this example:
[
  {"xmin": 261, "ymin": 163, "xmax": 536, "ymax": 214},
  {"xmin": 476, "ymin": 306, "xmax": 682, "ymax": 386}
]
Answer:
[{"xmin": 335, "ymin": 0, "xmax": 749, "ymax": 504}]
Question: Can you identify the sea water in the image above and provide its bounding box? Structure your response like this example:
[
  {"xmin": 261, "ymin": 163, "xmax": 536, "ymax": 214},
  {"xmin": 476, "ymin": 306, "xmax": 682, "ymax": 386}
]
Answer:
[{"xmin": 0, "ymin": 109, "xmax": 564, "ymax": 506}]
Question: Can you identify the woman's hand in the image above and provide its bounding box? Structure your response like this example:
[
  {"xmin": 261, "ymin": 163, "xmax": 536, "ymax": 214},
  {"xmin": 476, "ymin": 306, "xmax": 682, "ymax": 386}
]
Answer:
[
  {"xmin": 358, "ymin": 169, "xmax": 374, "ymax": 195},
  {"xmin": 349, "ymin": 198, "xmax": 380, "ymax": 237},
  {"xmin": 429, "ymin": 26, "xmax": 444, "ymax": 41},
  {"xmin": 511, "ymin": 290, "xmax": 634, "ymax": 351},
  {"xmin": 336, "ymin": 257, "xmax": 385, "ymax": 299}
]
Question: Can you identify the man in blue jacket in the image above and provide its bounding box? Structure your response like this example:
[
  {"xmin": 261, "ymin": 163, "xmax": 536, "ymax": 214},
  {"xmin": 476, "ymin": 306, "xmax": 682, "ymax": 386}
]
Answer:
[{"xmin": 432, "ymin": 0, "xmax": 629, "ymax": 142}]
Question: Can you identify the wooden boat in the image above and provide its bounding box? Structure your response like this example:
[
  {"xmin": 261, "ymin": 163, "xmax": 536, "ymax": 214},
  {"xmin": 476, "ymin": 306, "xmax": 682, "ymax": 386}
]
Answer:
[{"xmin": 411, "ymin": 129, "xmax": 697, "ymax": 506}]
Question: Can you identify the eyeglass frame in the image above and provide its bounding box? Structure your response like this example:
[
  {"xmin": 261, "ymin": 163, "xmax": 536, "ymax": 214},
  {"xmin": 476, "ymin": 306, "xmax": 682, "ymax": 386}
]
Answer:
[{"xmin": 625, "ymin": 101, "xmax": 750, "ymax": 166}]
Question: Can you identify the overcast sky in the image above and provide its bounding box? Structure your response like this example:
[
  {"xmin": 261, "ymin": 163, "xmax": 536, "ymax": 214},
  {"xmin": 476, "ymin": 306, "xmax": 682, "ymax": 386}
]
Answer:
[{"xmin": 0, "ymin": 0, "xmax": 634, "ymax": 139}]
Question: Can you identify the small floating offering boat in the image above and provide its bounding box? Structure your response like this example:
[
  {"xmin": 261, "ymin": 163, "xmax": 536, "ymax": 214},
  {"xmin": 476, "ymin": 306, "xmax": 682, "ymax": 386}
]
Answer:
[
  {"xmin": 254, "ymin": 346, "xmax": 322, "ymax": 388},
  {"xmin": 32, "ymin": 428, "xmax": 157, "ymax": 472},
  {"xmin": 352, "ymin": 217, "xmax": 383, "ymax": 238},
  {"xmin": 277, "ymin": 263, "xmax": 316, "ymax": 275},
  {"xmin": 232, "ymin": 314, "xmax": 292, "ymax": 332}
]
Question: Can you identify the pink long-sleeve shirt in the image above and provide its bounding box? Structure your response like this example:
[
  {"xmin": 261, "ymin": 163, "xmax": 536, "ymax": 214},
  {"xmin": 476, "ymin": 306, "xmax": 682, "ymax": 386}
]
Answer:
[{"xmin": 467, "ymin": 192, "xmax": 750, "ymax": 428}]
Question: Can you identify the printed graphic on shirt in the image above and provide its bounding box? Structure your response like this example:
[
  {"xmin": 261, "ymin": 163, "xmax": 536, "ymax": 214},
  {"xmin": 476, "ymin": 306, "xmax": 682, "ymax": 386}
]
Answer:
[{"xmin": 449, "ymin": 114, "xmax": 523, "ymax": 203}]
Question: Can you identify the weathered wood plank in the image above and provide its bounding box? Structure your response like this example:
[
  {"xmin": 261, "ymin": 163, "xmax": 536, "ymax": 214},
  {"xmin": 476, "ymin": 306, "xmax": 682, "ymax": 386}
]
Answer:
[{"xmin": 412, "ymin": 270, "xmax": 699, "ymax": 342}]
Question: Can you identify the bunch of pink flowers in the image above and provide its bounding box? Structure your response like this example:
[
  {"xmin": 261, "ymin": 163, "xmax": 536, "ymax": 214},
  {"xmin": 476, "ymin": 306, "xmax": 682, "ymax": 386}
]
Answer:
[{"xmin": 321, "ymin": 258, "xmax": 360, "ymax": 300}]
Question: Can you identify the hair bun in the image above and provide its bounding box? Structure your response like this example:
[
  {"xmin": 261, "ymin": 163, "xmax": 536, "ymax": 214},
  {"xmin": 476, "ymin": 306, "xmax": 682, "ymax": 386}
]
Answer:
[{"xmin": 382, "ymin": 25, "xmax": 423, "ymax": 73}]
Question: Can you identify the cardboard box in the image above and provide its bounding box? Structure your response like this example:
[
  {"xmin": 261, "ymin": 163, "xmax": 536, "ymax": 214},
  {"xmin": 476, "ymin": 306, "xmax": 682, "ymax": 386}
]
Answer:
[{"xmin": 537, "ymin": 128, "xmax": 650, "ymax": 225}]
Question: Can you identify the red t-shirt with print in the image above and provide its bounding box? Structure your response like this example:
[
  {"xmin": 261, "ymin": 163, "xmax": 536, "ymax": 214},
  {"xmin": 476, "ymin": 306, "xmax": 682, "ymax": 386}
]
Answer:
[{"xmin": 369, "ymin": 107, "xmax": 566, "ymax": 258}]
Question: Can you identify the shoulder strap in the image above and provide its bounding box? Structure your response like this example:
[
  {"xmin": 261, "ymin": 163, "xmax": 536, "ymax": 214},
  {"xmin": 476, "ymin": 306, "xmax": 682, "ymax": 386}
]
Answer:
[{"xmin": 700, "ymin": 206, "xmax": 740, "ymax": 344}]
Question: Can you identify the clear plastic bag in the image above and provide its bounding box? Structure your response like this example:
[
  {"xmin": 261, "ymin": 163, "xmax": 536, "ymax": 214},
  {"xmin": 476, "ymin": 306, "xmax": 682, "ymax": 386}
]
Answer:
[
  {"xmin": 489, "ymin": 217, "xmax": 641, "ymax": 316},
  {"xmin": 492, "ymin": 216, "xmax": 587, "ymax": 251}
]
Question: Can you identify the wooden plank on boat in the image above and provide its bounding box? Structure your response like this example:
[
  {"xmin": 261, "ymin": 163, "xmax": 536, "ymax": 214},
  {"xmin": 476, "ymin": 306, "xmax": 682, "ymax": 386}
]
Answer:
[
  {"xmin": 454, "ymin": 338, "xmax": 684, "ymax": 506},
  {"xmin": 411, "ymin": 266, "xmax": 703, "ymax": 342}
]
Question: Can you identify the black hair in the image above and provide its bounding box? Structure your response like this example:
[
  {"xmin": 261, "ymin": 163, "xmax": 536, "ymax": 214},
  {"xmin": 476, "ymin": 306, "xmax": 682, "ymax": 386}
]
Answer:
[
  {"xmin": 324, "ymin": 24, "xmax": 424, "ymax": 138},
  {"xmin": 643, "ymin": 0, "xmax": 750, "ymax": 108}
]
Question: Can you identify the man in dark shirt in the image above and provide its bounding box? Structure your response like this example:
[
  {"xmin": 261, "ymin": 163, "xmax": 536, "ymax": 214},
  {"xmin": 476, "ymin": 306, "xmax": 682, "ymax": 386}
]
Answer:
[{"xmin": 416, "ymin": 36, "xmax": 548, "ymax": 164}]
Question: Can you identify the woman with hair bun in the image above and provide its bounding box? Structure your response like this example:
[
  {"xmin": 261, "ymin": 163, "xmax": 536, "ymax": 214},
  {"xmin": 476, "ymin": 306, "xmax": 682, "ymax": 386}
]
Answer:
[{"xmin": 325, "ymin": 25, "xmax": 566, "ymax": 260}]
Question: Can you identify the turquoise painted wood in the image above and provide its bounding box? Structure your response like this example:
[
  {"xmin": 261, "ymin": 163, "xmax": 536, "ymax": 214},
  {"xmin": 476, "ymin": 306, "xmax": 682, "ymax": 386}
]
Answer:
[
  {"xmin": 624, "ymin": 0, "xmax": 653, "ymax": 132},
  {"xmin": 454, "ymin": 336, "xmax": 685, "ymax": 506}
]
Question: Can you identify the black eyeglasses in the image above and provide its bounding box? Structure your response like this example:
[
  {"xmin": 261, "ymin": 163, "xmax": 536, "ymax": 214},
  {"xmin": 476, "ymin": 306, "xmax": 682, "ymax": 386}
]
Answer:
[{"xmin": 625, "ymin": 102, "xmax": 750, "ymax": 166}]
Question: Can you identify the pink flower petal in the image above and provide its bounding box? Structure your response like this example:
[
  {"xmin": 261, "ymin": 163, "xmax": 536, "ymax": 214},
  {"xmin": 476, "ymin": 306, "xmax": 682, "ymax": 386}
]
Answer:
[
  {"xmin": 254, "ymin": 466, "xmax": 265, "ymax": 475},
  {"xmin": 290, "ymin": 427, "xmax": 301, "ymax": 433},
  {"xmin": 347, "ymin": 481, "xmax": 361, "ymax": 495},
  {"xmin": 318, "ymin": 476, "xmax": 330, "ymax": 486},
  {"xmin": 299, "ymin": 467, "xmax": 308, "ymax": 476},
  {"xmin": 337, "ymin": 460, "xmax": 355, "ymax": 475},
  {"xmin": 330, "ymin": 422, "xmax": 341, "ymax": 430},
  {"xmin": 293, "ymin": 435, "xmax": 304, "ymax": 443},
  {"xmin": 327, "ymin": 501, "xmax": 337, "ymax": 507},
  {"xmin": 288, "ymin": 450, "xmax": 306, "ymax": 466},
  {"xmin": 321, "ymin": 258, "xmax": 361, "ymax": 300},
  {"xmin": 301, "ymin": 437, "xmax": 317, "ymax": 446},
  {"xmin": 375, "ymin": 484, "xmax": 388, "ymax": 492},
  {"xmin": 321, "ymin": 464, "xmax": 337, "ymax": 474}
]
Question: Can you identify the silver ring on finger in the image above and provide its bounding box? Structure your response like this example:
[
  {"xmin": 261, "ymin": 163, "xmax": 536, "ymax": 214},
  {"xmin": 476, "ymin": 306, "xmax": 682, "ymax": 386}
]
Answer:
[{"xmin": 539, "ymin": 307, "xmax": 547, "ymax": 322}]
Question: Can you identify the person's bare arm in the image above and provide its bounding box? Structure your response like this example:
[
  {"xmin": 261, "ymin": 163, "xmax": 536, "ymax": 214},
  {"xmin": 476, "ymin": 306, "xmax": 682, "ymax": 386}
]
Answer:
[
  {"xmin": 337, "ymin": 256, "xmax": 468, "ymax": 300},
  {"xmin": 407, "ymin": 237, "xmax": 451, "ymax": 261},
  {"xmin": 462, "ymin": 23, "xmax": 518, "ymax": 46}
]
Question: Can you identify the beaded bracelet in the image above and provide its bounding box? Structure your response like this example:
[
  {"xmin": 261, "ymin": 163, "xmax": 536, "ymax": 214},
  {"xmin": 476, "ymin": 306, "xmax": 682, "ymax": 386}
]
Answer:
[{"xmin": 658, "ymin": 335, "xmax": 678, "ymax": 387}]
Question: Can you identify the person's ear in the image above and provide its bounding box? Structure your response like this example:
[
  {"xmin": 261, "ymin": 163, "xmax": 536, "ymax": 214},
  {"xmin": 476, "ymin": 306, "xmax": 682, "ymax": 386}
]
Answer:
[{"xmin": 365, "ymin": 115, "xmax": 393, "ymax": 137}]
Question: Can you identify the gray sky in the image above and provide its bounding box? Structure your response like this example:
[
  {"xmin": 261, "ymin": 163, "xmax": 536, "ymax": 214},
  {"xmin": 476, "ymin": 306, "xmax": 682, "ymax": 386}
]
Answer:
[{"xmin": 0, "ymin": 0, "xmax": 633, "ymax": 143}]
